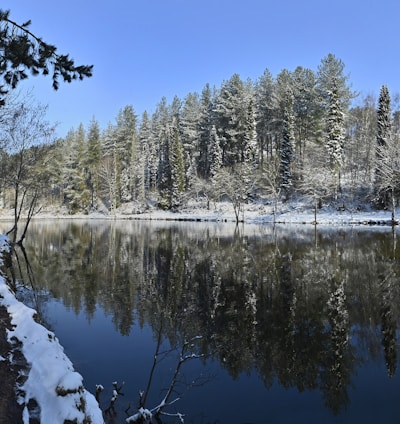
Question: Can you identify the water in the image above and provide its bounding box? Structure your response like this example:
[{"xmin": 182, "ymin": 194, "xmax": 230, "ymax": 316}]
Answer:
[{"xmin": 3, "ymin": 220, "xmax": 400, "ymax": 423}]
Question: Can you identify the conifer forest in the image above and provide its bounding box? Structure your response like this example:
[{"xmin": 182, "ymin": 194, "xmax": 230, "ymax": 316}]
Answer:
[{"xmin": 1, "ymin": 53, "xmax": 399, "ymax": 218}]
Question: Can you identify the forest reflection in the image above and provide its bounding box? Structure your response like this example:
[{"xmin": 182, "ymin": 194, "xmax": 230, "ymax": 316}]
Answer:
[{"xmin": 10, "ymin": 220, "xmax": 400, "ymax": 416}]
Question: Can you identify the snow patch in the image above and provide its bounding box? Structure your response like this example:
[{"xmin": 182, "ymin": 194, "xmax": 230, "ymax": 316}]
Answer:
[{"xmin": 0, "ymin": 263, "xmax": 104, "ymax": 424}]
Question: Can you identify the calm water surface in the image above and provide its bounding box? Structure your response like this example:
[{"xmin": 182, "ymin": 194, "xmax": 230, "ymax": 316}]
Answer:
[{"xmin": 3, "ymin": 220, "xmax": 400, "ymax": 424}]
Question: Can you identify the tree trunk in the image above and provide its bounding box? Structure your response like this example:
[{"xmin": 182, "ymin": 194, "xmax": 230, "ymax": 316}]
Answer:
[{"xmin": 391, "ymin": 189, "xmax": 396, "ymax": 226}]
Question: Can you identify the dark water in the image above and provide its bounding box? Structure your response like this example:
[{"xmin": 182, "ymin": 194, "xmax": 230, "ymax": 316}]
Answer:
[{"xmin": 3, "ymin": 220, "xmax": 400, "ymax": 423}]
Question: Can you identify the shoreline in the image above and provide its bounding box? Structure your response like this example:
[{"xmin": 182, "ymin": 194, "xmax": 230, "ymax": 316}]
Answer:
[{"xmin": 0, "ymin": 203, "xmax": 398, "ymax": 227}]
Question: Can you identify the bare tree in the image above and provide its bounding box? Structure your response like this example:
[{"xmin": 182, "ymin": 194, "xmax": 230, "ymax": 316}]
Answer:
[
  {"xmin": 375, "ymin": 133, "xmax": 400, "ymax": 224},
  {"xmin": 213, "ymin": 163, "xmax": 257, "ymax": 223},
  {"xmin": 99, "ymin": 156, "xmax": 118, "ymax": 216},
  {"xmin": 0, "ymin": 95, "xmax": 54, "ymax": 243},
  {"xmin": 297, "ymin": 144, "xmax": 336, "ymax": 224}
]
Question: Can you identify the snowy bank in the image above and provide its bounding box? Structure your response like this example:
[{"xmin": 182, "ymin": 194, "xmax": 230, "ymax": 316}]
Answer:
[
  {"xmin": 1, "ymin": 199, "xmax": 398, "ymax": 226},
  {"xmin": 0, "ymin": 235, "xmax": 104, "ymax": 424}
]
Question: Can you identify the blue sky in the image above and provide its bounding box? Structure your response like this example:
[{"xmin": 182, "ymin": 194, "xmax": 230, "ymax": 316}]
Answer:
[{"xmin": 3, "ymin": 0, "xmax": 400, "ymax": 137}]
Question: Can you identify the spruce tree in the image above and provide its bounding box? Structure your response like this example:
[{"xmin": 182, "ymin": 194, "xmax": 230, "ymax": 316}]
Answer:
[
  {"xmin": 375, "ymin": 85, "xmax": 392, "ymax": 207},
  {"xmin": 209, "ymin": 126, "xmax": 222, "ymax": 185},
  {"xmin": 376, "ymin": 85, "xmax": 391, "ymax": 148}
]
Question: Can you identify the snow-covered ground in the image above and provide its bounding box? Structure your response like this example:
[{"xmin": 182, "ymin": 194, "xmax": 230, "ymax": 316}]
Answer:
[
  {"xmin": 0, "ymin": 199, "xmax": 397, "ymax": 424},
  {"xmin": 0, "ymin": 235, "xmax": 104, "ymax": 424},
  {"xmin": 19, "ymin": 198, "xmax": 399, "ymax": 226}
]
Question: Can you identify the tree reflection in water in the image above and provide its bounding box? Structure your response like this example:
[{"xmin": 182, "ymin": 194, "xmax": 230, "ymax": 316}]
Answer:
[{"xmin": 6, "ymin": 220, "xmax": 400, "ymax": 421}]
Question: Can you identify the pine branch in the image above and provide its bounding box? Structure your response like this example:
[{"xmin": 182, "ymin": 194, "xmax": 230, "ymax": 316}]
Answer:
[{"xmin": 0, "ymin": 9, "xmax": 93, "ymax": 104}]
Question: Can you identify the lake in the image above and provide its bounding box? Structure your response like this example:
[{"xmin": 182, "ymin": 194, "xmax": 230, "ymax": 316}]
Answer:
[{"xmin": 3, "ymin": 219, "xmax": 400, "ymax": 423}]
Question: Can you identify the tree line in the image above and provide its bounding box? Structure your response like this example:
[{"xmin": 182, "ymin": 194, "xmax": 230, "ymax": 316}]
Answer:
[{"xmin": 1, "ymin": 52, "xmax": 400, "ymax": 223}]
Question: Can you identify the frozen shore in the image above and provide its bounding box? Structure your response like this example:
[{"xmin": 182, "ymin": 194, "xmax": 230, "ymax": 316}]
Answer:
[{"xmin": 1, "ymin": 199, "xmax": 398, "ymax": 226}]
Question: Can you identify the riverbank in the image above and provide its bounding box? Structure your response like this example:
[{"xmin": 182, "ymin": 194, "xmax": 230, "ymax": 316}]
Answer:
[{"xmin": 1, "ymin": 199, "xmax": 398, "ymax": 226}]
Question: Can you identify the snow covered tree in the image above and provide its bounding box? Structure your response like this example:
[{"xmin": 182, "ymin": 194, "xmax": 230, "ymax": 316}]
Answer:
[
  {"xmin": 375, "ymin": 85, "xmax": 392, "ymax": 207},
  {"xmin": 214, "ymin": 73, "xmax": 254, "ymax": 166},
  {"xmin": 197, "ymin": 83, "xmax": 215, "ymax": 177},
  {"xmin": 346, "ymin": 95, "xmax": 377, "ymax": 189},
  {"xmin": 139, "ymin": 111, "xmax": 157, "ymax": 193},
  {"xmin": 291, "ymin": 66, "xmax": 322, "ymax": 160},
  {"xmin": 326, "ymin": 78, "xmax": 346, "ymax": 199},
  {"xmin": 157, "ymin": 124, "xmax": 172, "ymax": 208},
  {"xmin": 317, "ymin": 54, "xmax": 354, "ymax": 111},
  {"xmin": 152, "ymin": 97, "xmax": 170, "ymax": 185},
  {"xmin": 209, "ymin": 125, "xmax": 222, "ymax": 185},
  {"xmin": 255, "ymin": 68, "xmax": 275, "ymax": 164},
  {"xmin": 170, "ymin": 125, "xmax": 185, "ymax": 209},
  {"xmin": 62, "ymin": 124, "xmax": 91, "ymax": 212},
  {"xmin": 280, "ymin": 90, "xmax": 295, "ymax": 199},
  {"xmin": 86, "ymin": 117, "xmax": 101, "ymax": 209},
  {"xmin": 100, "ymin": 123, "xmax": 119, "ymax": 211},
  {"xmin": 213, "ymin": 162, "xmax": 256, "ymax": 223},
  {"xmin": 180, "ymin": 92, "xmax": 200, "ymax": 189},
  {"xmin": 114, "ymin": 105, "xmax": 138, "ymax": 202},
  {"xmin": 298, "ymin": 143, "xmax": 336, "ymax": 223},
  {"xmin": 316, "ymin": 55, "xmax": 353, "ymax": 202},
  {"xmin": 243, "ymin": 99, "xmax": 258, "ymax": 163},
  {"xmin": 375, "ymin": 133, "xmax": 400, "ymax": 223}
]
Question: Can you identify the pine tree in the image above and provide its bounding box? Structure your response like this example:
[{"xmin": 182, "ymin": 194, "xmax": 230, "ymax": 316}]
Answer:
[
  {"xmin": 86, "ymin": 117, "xmax": 101, "ymax": 209},
  {"xmin": 171, "ymin": 125, "xmax": 185, "ymax": 209},
  {"xmin": 209, "ymin": 126, "xmax": 222, "ymax": 184},
  {"xmin": 180, "ymin": 92, "xmax": 200, "ymax": 189},
  {"xmin": 280, "ymin": 90, "xmax": 295, "ymax": 199},
  {"xmin": 147, "ymin": 97, "xmax": 172, "ymax": 206},
  {"xmin": 255, "ymin": 68, "xmax": 275, "ymax": 165},
  {"xmin": 243, "ymin": 99, "xmax": 258, "ymax": 163},
  {"xmin": 114, "ymin": 105, "xmax": 138, "ymax": 202},
  {"xmin": 100, "ymin": 123, "xmax": 119, "ymax": 211},
  {"xmin": 291, "ymin": 66, "xmax": 322, "ymax": 160},
  {"xmin": 214, "ymin": 73, "xmax": 252, "ymax": 166},
  {"xmin": 62, "ymin": 125, "xmax": 91, "ymax": 212},
  {"xmin": 326, "ymin": 78, "xmax": 345, "ymax": 198},
  {"xmin": 139, "ymin": 111, "xmax": 155, "ymax": 193},
  {"xmin": 157, "ymin": 124, "xmax": 172, "ymax": 208},
  {"xmin": 197, "ymin": 83, "xmax": 215, "ymax": 177},
  {"xmin": 317, "ymin": 53, "xmax": 354, "ymax": 111}
]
